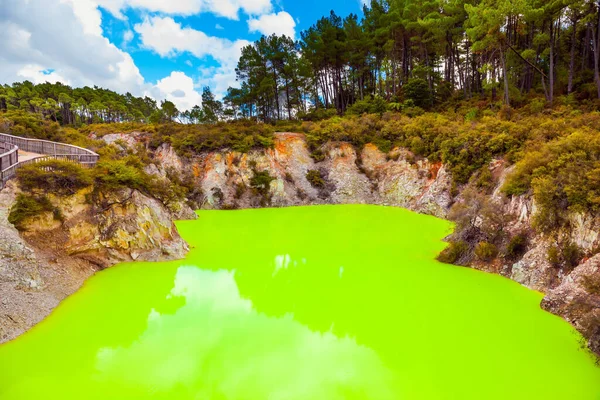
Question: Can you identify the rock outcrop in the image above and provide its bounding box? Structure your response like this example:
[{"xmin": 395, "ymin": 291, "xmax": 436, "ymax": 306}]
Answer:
[
  {"xmin": 542, "ymin": 256, "xmax": 600, "ymax": 355},
  {"xmin": 19, "ymin": 188, "xmax": 189, "ymax": 268},
  {"xmin": 185, "ymin": 133, "xmax": 452, "ymax": 216}
]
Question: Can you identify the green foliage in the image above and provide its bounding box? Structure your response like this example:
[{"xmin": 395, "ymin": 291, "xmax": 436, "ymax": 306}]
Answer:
[
  {"xmin": 465, "ymin": 108, "xmax": 479, "ymax": 122},
  {"xmin": 250, "ymin": 169, "xmax": 275, "ymax": 206},
  {"xmin": 506, "ymin": 234, "xmax": 528, "ymax": 259},
  {"xmin": 17, "ymin": 160, "xmax": 92, "ymax": 196},
  {"xmin": 156, "ymin": 120, "xmax": 275, "ymax": 155},
  {"xmin": 504, "ymin": 128, "xmax": 600, "ymax": 230},
  {"xmin": 437, "ymin": 241, "xmax": 469, "ymax": 265},
  {"xmin": 548, "ymin": 242, "xmax": 583, "ymax": 271},
  {"xmin": 0, "ymin": 81, "xmax": 157, "ymax": 125},
  {"xmin": 475, "ymin": 242, "xmax": 499, "ymax": 261},
  {"xmin": 346, "ymin": 96, "xmax": 388, "ymax": 115},
  {"xmin": 0, "ymin": 110, "xmax": 60, "ymax": 140},
  {"xmin": 91, "ymin": 155, "xmax": 187, "ymax": 205},
  {"xmin": 8, "ymin": 194, "xmax": 55, "ymax": 229},
  {"xmin": 93, "ymin": 160, "xmax": 147, "ymax": 192},
  {"xmin": 310, "ymin": 149, "xmax": 326, "ymax": 162},
  {"xmin": 404, "ymin": 78, "xmax": 432, "ymax": 109},
  {"xmin": 306, "ymin": 170, "xmax": 325, "ymax": 188},
  {"xmin": 528, "ymin": 98, "xmax": 546, "ymax": 114},
  {"xmin": 547, "ymin": 246, "xmax": 561, "ymax": 267},
  {"xmin": 563, "ymin": 243, "xmax": 583, "ymax": 270},
  {"xmin": 582, "ymin": 274, "xmax": 600, "ymax": 296},
  {"xmin": 474, "ymin": 166, "xmax": 494, "ymax": 191},
  {"xmin": 250, "ymin": 170, "xmax": 275, "ymax": 194}
]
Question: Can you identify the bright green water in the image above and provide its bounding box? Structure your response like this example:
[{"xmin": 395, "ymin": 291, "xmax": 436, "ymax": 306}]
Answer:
[{"xmin": 0, "ymin": 205, "xmax": 599, "ymax": 399}]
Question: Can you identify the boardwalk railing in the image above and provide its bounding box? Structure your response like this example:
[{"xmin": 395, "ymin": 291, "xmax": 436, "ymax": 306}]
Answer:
[{"xmin": 0, "ymin": 133, "xmax": 99, "ymax": 188}]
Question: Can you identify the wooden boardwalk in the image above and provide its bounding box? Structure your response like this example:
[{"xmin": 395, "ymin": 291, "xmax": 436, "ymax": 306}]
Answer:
[
  {"xmin": 0, "ymin": 133, "xmax": 99, "ymax": 189},
  {"xmin": 18, "ymin": 150, "xmax": 44, "ymax": 163}
]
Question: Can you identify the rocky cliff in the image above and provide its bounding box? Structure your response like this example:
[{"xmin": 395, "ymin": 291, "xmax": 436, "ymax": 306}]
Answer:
[{"xmin": 178, "ymin": 132, "xmax": 452, "ymax": 216}]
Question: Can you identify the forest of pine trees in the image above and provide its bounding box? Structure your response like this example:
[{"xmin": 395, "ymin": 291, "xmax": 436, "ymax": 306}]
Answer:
[
  {"xmin": 4, "ymin": 0, "xmax": 600, "ymax": 125},
  {"xmin": 230, "ymin": 0, "xmax": 600, "ymax": 121}
]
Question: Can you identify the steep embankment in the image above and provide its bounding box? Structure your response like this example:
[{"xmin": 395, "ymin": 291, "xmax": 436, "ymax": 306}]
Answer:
[
  {"xmin": 2, "ymin": 131, "xmax": 599, "ymax": 357},
  {"xmin": 181, "ymin": 132, "xmax": 452, "ymax": 216},
  {"xmin": 0, "ymin": 180, "xmax": 192, "ymax": 343}
]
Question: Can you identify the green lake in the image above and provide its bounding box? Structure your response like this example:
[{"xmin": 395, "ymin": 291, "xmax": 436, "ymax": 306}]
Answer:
[{"xmin": 0, "ymin": 205, "xmax": 599, "ymax": 399}]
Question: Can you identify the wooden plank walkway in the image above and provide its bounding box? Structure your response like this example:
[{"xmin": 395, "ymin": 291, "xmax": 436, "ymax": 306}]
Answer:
[
  {"xmin": 0, "ymin": 133, "xmax": 100, "ymax": 189},
  {"xmin": 18, "ymin": 150, "xmax": 44, "ymax": 163}
]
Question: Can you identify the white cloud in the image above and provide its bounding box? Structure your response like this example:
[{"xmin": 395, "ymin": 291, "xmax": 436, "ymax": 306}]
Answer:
[
  {"xmin": 59, "ymin": 0, "xmax": 104, "ymax": 36},
  {"xmin": 150, "ymin": 71, "xmax": 203, "ymax": 111},
  {"xmin": 0, "ymin": 0, "xmax": 144, "ymax": 95},
  {"xmin": 17, "ymin": 65, "xmax": 71, "ymax": 85},
  {"xmin": 248, "ymin": 11, "xmax": 296, "ymax": 38},
  {"xmin": 0, "ymin": 0, "xmax": 285, "ymax": 112},
  {"xmin": 215, "ymin": 23, "xmax": 224, "ymax": 30},
  {"xmin": 123, "ymin": 29, "xmax": 134, "ymax": 44},
  {"xmin": 88, "ymin": 0, "xmax": 273, "ymax": 20},
  {"xmin": 134, "ymin": 16, "xmax": 248, "ymax": 64},
  {"xmin": 135, "ymin": 16, "xmax": 250, "ymax": 99}
]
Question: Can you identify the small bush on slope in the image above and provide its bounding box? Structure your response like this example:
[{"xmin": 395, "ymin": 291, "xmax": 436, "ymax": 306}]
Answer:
[
  {"xmin": 8, "ymin": 194, "xmax": 55, "ymax": 229},
  {"xmin": 306, "ymin": 170, "xmax": 325, "ymax": 188},
  {"xmin": 17, "ymin": 160, "xmax": 92, "ymax": 196}
]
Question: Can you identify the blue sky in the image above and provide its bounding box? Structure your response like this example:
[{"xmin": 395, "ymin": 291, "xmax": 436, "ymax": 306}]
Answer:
[{"xmin": 0, "ymin": 0, "xmax": 367, "ymax": 111}]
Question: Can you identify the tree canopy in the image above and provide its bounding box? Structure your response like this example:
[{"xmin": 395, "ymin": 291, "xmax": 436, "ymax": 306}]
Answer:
[{"xmin": 5, "ymin": 0, "xmax": 600, "ymax": 124}]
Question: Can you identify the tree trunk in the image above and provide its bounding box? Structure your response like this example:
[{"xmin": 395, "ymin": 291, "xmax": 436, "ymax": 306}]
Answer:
[
  {"xmin": 549, "ymin": 21, "xmax": 555, "ymax": 106},
  {"xmin": 568, "ymin": 19, "xmax": 577, "ymax": 94},
  {"xmin": 499, "ymin": 47, "xmax": 510, "ymax": 106},
  {"xmin": 594, "ymin": 6, "xmax": 600, "ymax": 99}
]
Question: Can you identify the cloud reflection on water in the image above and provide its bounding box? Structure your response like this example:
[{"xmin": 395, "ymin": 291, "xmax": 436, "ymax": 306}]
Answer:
[{"xmin": 95, "ymin": 266, "xmax": 400, "ymax": 399}]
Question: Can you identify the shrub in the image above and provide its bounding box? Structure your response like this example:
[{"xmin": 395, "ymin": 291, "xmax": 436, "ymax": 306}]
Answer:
[
  {"xmin": 548, "ymin": 242, "xmax": 583, "ymax": 270},
  {"xmin": 306, "ymin": 169, "xmax": 325, "ymax": 188},
  {"xmin": 311, "ymin": 149, "xmax": 326, "ymax": 162},
  {"xmin": 503, "ymin": 129, "xmax": 600, "ymax": 230},
  {"xmin": 529, "ymin": 98, "xmax": 546, "ymax": 114},
  {"xmin": 234, "ymin": 183, "xmax": 247, "ymax": 199},
  {"xmin": 346, "ymin": 96, "xmax": 388, "ymax": 115},
  {"xmin": 465, "ymin": 108, "xmax": 479, "ymax": 121},
  {"xmin": 211, "ymin": 187, "xmax": 224, "ymax": 204},
  {"xmin": 582, "ymin": 274, "xmax": 600, "ymax": 296},
  {"xmin": 8, "ymin": 194, "xmax": 55, "ymax": 229},
  {"xmin": 563, "ymin": 242, "xmax": 583, "ymax": 270},
  {"xmin": 498, "ymin": 105, "xmax": 513, "ymax": 121},
  {"xmin": 437, "ymin": 241, "xmax": 469, "ymax": 264},
  {"xmin": 475, "ymin": 242, "xmax": 499, "ymax": 261},
  {"xmin": 93, "ymin": 160, "xmax": 149, "ymax": 193},
  {"xmin": 404, "ymin": 78, "xmax": 432, "ymax": 109},
  {"xmin": 547, "ymin": 246, "xmax": 561, "ymax": 267},
  {"xmin": 474, "ymin": 166, "xmax": 494, "ymax": 191},
  {"xmin": 17, "ymin": 160, "xmax": 92, "ymax": 196},
  {"xmin": 250, "ymin": 170, "xmax": 275, "ymax": 197},
  {"xmin": 250, "ymin": 169, "xmax": 275, "ymax": 206},
  {"xmin": 506, "ymin": 234, "xmax": 528, "ymax": 259}
]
